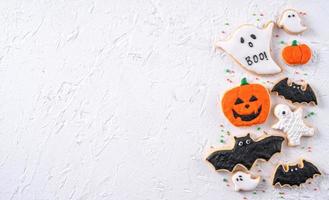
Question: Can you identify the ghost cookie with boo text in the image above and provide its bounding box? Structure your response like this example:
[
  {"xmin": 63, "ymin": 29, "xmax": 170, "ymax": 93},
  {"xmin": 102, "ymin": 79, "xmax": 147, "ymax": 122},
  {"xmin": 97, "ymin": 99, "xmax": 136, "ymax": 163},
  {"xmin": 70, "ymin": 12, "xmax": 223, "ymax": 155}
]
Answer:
[
  {"xmin": 215, "ymin": 21, "xmax": 281, "ymax": 75},
  {"xmin": 277, "ymin": 9, "xmax": 307, "ymax": 34},
  {"xmin": 221, "ymin": 78, "xmax": 270, "ymax": 127},
  {"xmin": 272, "ymin": 104, "xmax": 314, "ymax": 146}
]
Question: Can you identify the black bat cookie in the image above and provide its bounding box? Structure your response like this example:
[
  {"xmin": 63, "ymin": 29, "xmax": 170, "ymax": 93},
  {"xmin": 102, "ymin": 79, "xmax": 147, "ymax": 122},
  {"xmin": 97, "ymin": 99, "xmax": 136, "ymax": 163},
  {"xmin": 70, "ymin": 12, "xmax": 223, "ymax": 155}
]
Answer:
[
  {"xmin": 271, "ymin": 77, "xmax": 317, "ymax": 105},
  {"xmin": 273, "ymin": 159, "xmax": 321, "ymax": 187},
  {"xmin": 206, "ymin": 134, "xmax": 284, "ymax": 172}
]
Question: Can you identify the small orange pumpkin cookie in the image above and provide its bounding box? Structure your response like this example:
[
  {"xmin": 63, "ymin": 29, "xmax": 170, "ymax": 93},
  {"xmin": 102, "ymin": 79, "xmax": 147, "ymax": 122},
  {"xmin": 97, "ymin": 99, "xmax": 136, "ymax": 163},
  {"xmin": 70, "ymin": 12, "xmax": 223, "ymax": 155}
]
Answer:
[
  {"xmin": 221, "ymin": 78, "xmax": 270, "ymax": 127},
  {"xmin": 282, "ymin": 40, "xmax": 312, "ymax": 65}
]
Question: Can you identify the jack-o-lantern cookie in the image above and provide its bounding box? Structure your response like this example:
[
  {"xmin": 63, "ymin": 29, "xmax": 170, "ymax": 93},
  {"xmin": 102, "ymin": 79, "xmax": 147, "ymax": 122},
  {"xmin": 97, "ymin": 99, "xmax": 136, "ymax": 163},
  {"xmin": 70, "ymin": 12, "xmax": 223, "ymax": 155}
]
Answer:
[
  {"xmin": 282, "ymin": 40, "xmax": 312, "ymax": 65},
  {"xmin": 215, "ymin": 22, "xmax": 281, "ymax": 75},
  {"xmin": 272, "ymin": 159, "xmax": 321, "ymax": 187},
  {"xmin": 206, "ymin": 133, "xmax": 284, "ymax": 172},
  {"xmin": 221, "ymin": 78, "xmax": 270, "ymax": 127}
]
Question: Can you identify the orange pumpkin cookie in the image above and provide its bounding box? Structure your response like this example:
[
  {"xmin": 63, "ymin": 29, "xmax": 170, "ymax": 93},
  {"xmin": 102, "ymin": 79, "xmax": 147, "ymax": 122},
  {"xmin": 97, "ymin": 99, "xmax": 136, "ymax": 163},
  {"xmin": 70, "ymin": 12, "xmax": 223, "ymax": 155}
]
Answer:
[
  {"xmin": 221, "ymin": 78, "xmax": 270, "ymax": 127},
  {"xmin": 282, "ymin": 40, "xmax": 312, "ymax": 65}
]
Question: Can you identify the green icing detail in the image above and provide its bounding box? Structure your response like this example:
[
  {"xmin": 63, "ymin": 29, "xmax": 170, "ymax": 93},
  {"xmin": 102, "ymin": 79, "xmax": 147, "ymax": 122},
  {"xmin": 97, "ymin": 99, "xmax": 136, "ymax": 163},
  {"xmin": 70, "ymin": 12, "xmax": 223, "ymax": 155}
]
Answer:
[
  {"xmin": 292, "ymin": 40, "xmax": 298, "ymax": 46},
  {"xmin": 240, "ymin": 77, "xmax": 249, "ymax": 86}
]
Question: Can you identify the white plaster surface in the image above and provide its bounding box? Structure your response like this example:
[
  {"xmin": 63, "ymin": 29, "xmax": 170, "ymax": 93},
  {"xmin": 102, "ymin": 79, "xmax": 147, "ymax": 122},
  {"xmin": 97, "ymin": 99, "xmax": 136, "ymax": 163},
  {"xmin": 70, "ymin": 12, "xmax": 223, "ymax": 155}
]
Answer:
[{"xmin": 0, "ymin": 0, "xmax": 328, "ymax": 199}]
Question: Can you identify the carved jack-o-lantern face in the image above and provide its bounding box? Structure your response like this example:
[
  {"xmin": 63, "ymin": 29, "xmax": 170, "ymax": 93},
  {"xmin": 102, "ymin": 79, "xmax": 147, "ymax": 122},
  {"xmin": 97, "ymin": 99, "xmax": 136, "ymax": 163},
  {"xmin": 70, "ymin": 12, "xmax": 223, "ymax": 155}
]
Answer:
[{"xmin": 222, "ymin": 78, "xmax": 270, "ymax": 126}]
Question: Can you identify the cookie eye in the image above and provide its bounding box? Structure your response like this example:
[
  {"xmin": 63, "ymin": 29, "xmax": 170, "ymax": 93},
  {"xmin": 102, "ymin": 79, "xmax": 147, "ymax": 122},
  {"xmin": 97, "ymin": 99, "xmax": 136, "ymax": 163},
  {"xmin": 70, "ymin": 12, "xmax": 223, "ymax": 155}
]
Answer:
[
  {"xmin": 282, "ymin": 111, "xmax": 286, "ymax": 115},
  {"xmin": 236, "ymin": 178, "xmax": 239, "ymax": 181},
  {"xmin": 240, "ymin": 37, "xmax": 244, "ymax": 44},
  {"xmin": 292, "ymin": 14, "xmax": 295, "ymax": 17},
  {"xmin": 288, "ymin": 15, "xmax": 291, "ymax": 18},
  {"xmin": 250, "ymin": 34, "xmax": 256, "ymax": 40},
  {"xmin": 246, "ymin": 139, "xmax": 251, "ymax": 144},
  {"xmin": 249, "ymin": 95, "xmax": 258, "ymax": 102},
  {"xmin": 234, "ymin": 98, "xmax": 244, "ymax": 105},
  {"xmin": 295, "ymin": 168, "xmax": 298, "ymax": 170},
  {"xmin": 238, "ymin": 141, "xmax": 243, "ymax": 146},
  {"xmin": 290, "ymin": 169, "xmax": 293, "ymax": 172}
]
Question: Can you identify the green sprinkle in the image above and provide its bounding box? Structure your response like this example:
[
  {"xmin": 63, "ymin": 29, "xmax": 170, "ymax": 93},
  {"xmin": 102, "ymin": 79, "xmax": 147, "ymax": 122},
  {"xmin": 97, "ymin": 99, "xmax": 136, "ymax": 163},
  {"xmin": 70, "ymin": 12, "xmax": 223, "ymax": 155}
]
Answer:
[
  {"xmin": 253, "ymin": 13, "xmax": 256, "ymax": 16},
  {"xmin": 256, "ymin": 18, "xmax": 260, "ymax": 21},
  {"xmin": 280, "ymin": 41, "xmax": 285, "ymax": 44},
  {"xmin": 225, "ymin": 22, "xmax": 229, "ymax": 25},
  {"xmin": 223, "ymin": 178, "xmax": 228, "ymax": 182},
  {"xmin": 225, "ymin": 69, "xmax": 230, "ymax": 73},
  {"xmin": 257, "ymin": 127, "xmax": 261, "ymax": 131},
  {"xmin": 220, "ymin": 139, "xmax": 225, "ymax": 143},
  {"xmin": 253, "ymin": 191, "xmax": 257, "ymax": 195},
  {"xmin": 220, "ymin": 135, "xmax": 224, "ymax": 138}
]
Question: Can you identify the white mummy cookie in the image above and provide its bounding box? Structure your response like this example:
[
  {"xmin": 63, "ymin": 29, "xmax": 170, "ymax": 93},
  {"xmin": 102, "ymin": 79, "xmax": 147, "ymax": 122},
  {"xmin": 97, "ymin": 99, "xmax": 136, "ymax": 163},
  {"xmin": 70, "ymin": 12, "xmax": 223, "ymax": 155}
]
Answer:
[
  {"xmin": 215, "ymin": 22, "xmax": 281, "ymax": 75},
  {"xmin": 232, "ymin": 171, "xmax": 261, "ymax": 192},
  {"xmin": 277, "ymin": 9, "xmax": 307, "ymax": 34},
  {"xmin": 272, "ymin": 104, "xmax": 314, "ymax": 146}
]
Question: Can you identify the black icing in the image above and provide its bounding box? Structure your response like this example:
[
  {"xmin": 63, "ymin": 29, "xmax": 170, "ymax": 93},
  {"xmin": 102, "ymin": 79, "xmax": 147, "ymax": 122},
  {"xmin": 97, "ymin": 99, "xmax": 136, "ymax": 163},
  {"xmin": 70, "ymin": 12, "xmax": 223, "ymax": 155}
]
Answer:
[
  {"xmin": 273, "ymin": 160, "xmax": 321, "ymax": 186},
  {"xmin": 206, "ymin": 134, "xmax": 284, "ymax": 172},
  {"xmin": 271, "ymin": 77, "xmax": 318, "ymax": 105},
  {"xmin": 232, "ymin": 106, "xmax": 262, "ymax": 121}
]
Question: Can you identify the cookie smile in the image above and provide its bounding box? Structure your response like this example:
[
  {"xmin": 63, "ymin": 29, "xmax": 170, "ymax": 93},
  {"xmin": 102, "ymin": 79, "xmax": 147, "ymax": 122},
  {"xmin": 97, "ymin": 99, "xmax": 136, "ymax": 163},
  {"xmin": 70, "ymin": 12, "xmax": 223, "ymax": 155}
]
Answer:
[{"xmin": 232, "ymin": 106, "xmax": 262, "ymax": 121}]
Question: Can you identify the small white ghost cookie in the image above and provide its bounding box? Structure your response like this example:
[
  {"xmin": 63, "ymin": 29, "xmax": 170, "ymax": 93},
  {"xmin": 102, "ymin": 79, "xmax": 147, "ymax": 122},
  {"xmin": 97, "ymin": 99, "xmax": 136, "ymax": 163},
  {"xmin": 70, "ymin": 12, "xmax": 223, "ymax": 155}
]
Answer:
[
  {"xmin": 277, "ymin": 9, "xmax": 307, "ymax": 34},
  {"xmin": 232, "ymin": 171, "xmax": 261, "ymax": 192},
  {"xmin": 272, "ymin": 104, "xmax": 314, "ymax": 146},
  {"xmin": 215, "ymin": 22, "xmax": 281, "ymax": 75}
]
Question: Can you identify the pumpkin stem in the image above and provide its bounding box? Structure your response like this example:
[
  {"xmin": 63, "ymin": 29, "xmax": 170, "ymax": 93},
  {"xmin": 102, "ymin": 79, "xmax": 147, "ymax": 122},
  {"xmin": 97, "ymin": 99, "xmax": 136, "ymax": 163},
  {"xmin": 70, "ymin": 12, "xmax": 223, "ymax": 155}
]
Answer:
[
  {"xmin": 241, "ymin": 77, "xmax": 249, "ymax": 85},
  {"xmin": 292, "ymin": 40, "xmax": 298, "ymax": 46}
]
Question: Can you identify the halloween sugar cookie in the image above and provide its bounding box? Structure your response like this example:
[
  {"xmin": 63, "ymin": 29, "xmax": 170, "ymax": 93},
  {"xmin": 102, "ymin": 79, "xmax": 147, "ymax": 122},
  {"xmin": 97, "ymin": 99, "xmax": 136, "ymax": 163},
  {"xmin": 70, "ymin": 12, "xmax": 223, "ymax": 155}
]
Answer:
[
  {"xmin": 271, "ymin": 77, "xmax": 317, "ymax": 105},
  {"xmin": 277, "ymin": 9, "xmax": 307, "ymax": 34},
  {"xmin": 215, "ymin": 22, "xmax": 281, "ymax": 75},
  {"xmin": 222, "ymin": 78, "xmax": 270, "ymax": 127},
  {"xmin": 206, "ymin": 133, "xmax": 284, "ymax": 172},
  {"xmin": 232, "ymin": 171, "xmax": 261, "ymax": 192},
  {"xmin": 272, "ymin": 104, "xmax": 314, "ymax": 146},
  {"xmin": 272, "ymin": 159, "xmax": 321, "ymax": 187},
  {"xmin": 282, "ymin": 40, "xmax": 312, "ymax": 65}
]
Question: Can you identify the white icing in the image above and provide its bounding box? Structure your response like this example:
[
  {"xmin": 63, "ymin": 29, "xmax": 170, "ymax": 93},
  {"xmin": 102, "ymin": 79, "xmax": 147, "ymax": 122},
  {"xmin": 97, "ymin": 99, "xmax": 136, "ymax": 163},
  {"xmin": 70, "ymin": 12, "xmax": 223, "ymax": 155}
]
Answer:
[
  {"xmin": 277, "ymin": 9, "xmax": 307, "ymax": 34},
  {"xmin": 215, "ymin": 22, "xmax": 281, "ymax": 75},
  {"xmin": 232, "ymin": 171, "xmax": 260, "ymax": 192},
  {"xmin": 272, "ymin": 104, "xmax": 314, "ymax": 146}
]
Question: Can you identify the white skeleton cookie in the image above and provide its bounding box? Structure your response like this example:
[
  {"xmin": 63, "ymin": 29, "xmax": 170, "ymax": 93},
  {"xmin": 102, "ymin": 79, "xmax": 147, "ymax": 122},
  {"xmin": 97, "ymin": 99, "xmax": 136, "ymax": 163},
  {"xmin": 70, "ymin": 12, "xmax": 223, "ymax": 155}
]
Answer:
[
  {"xmin": 215, "ymin": 22, "xmax": 281, "ymax": 75},
  {"xmin": 277, "ymin": 9, "xmax": 307, "ymax": 34},
  {"xmin": 232, "ymin": 171, "xmax": 260, "ymax": 192},
  {"xmin": 272, "ymin": 104, "xmax": 314, "ymax": 146}
]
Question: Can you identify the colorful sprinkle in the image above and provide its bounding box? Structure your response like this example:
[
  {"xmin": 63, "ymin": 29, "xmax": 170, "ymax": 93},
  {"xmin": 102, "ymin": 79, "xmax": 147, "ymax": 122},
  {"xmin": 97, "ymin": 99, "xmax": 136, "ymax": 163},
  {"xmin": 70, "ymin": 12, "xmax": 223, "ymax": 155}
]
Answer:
[{"xmin": 304, "ymin": 111, "xmax": 315, "ymax": 119}]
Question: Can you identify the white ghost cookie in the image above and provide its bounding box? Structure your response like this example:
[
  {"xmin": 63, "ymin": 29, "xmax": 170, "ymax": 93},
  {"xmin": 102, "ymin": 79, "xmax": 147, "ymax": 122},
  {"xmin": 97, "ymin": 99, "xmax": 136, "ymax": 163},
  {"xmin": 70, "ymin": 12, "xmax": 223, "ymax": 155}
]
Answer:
[
  {"xmin": 215, "ymin": 22, "xmax": 281, "ymax": 75},
  {"xmin": 277, "ymin": 9, "xmax": 307, "ymax": 34},
  {"xmin": 272, "ymin": 104, "xmax": 314, "ymax": 146},
  {"xmin": 232, "ymin": 171, "xmax": 261, "ymax": 192}
]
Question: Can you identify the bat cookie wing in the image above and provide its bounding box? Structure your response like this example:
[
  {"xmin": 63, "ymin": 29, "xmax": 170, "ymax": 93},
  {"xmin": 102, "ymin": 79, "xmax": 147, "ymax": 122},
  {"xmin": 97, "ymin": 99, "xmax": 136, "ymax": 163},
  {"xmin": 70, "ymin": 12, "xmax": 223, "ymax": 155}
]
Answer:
[
  {"xmin": 206, "ymin": 150, "xmax": 239, "ymax": 172},
  {"xmin": 271, "ymin": 77, "xmax": 317, "ymax": 105},
  {"xmin": 252, "ymin": 136, "xmax": 284, "ymax": 161},
  {"xmin": 273, "ymin": 159, "xmax": 321, "ymax": 187}
]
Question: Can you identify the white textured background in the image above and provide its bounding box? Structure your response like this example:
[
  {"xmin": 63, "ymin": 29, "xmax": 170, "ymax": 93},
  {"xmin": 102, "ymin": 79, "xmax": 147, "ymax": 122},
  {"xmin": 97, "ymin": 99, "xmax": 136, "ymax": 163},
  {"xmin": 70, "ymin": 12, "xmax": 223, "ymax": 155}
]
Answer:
[{"xmin": 0, "ymin": 0, "xmax": 329, "ymax": 199}]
